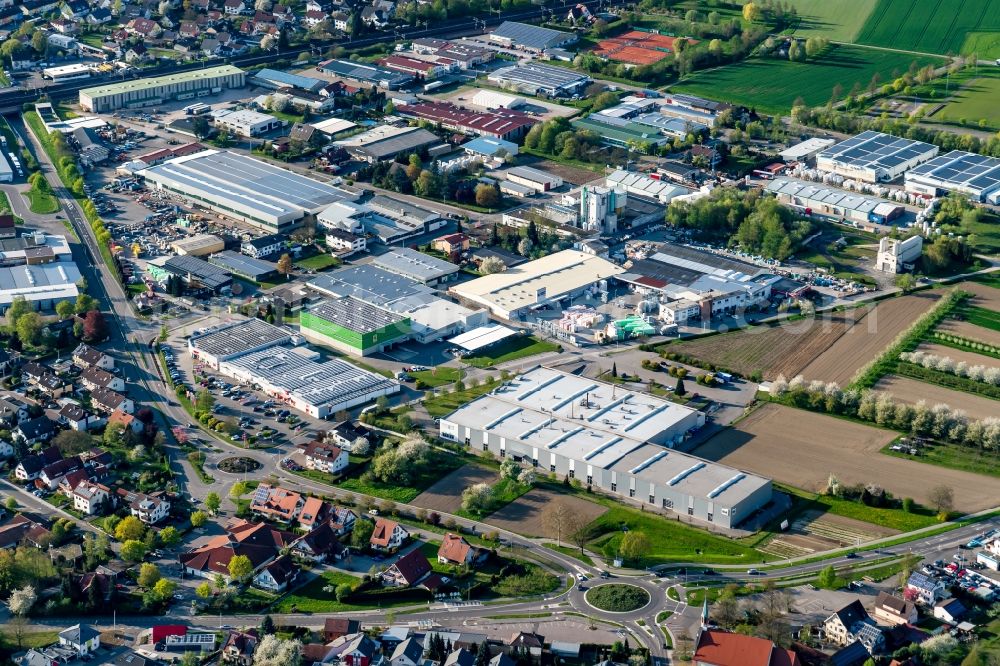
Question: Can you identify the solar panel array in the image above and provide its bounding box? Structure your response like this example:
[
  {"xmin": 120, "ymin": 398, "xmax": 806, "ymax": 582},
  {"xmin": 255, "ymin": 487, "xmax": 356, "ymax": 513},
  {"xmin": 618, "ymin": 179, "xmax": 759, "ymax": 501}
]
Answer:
[
  {"xmin": 818, "ymin": 130, "xmax": 936, "ymax": 171},
  {"xmin": 907, "ymin": 150, "xmax": 1000, "ymax": 199}
]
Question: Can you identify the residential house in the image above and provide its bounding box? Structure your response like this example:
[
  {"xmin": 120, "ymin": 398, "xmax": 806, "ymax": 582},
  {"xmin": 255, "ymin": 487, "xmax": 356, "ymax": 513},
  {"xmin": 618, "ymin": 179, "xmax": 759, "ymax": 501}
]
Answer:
[
  {"xmin": 58, "ymin": 469, "xmax": 90, "ymax": 497},
  {"xmin": 370, "ymin": 518, "xmax": 408, "ymax": 552},
  {"xmin": 0, "ymin": 440, "xmax": 11, "ymax": 459},
  {"xmin": 0, "ymin": 514, "xmax": 52, "ymax": 550},
  {"xmin": 250, "ymin": 484, "xmax": 304, "ymax": 524},
  {"xmin": 179, "ymin": 20, "xmax": 200, "ymax": 38},
  {"xmin": 327, "ymin": 421, "xmax": 371, "ymax": 452},
  {"xmin": 380, "ymin": 627, "xmax": 410, "ymax": 654},
  {"xmin": 297, "ymin": 496, "xmax": 330, "ymax": 531},
  {"xmin": 119, "ymin": 489, "xmax": 172, "ymax": 524},
  {"xmin": 253, "ymin": 554, "xmax": 298, "ymax": 592},
  {"xmin": 61, "ymin": 0, "xmax": 89, "ymax": 18},
  {"xmin": 331, "ymin": 11, "xmax": 349, "ymax": 31},
  {"xmin": 488, "ymin": 654, "xmax": 515, "ymax": 666},
  {"xmin": 180, "ymin": 519, "xmax": 294, "ymax": 581},
  {"xmin": 906, "ymin": 572, "xmax": 947, "ymax": 605},
  {"xmin": 432, "ymin": 233, "xmax": 469, "ymax": 260},
  {"xmin": 60, "ymin": 403, "xmax": 104, "ymax": 431},
  {"xmin": 223, "ymin": 0, "xmax": 245, "ymax": 14},
  {"xmin": 223, "ymin": 629, "xmax": 259, "ymax": 666},
  {"xmin": 328, "ymin": 506, "xmax": 357, "ymax": 535},
  {"xmin": 342, "ymin": 634, "xmax": 379, "ymax": 666},
  {"xmin": 823, "ymin": 600, "xmax": 884, "ymax": 655},
  {"xmin": 444, "ymin": 649, "xmax": 475, "ymax": 666},
  {"xmin": 76, "ymin": 571, "xmax": 114, "ymax": 601},
  {"xmin": 39, "ymin": 456, "xmax": 84, "ymax": 491},
  {"xmin": 323, "ymin": 618, "xmax": 361, "ymax": 642},
  {"xmin": 82, "ymin": 367, "xmax": 125, "ymax": 392},
  {"xmin": 50, "ymin": 17, "xmax": 78, "ymax": 33},
  {"xmin": 59, "ymin": 624, "xmax": 101, "ymax": 656},
  {"xmin": 125, "ymin": 43, "xmax": 150, "ymax": 63},
  {"xmin": 13, "ymin": 416, "xmax": 56, "ymax": 446},
  {"xmin": 73, "ymin": 481, "xmax": 111, "ymax": 515},
  {"xmin": 304, "ymin": 9, "xmax": 327, "ymax": 26},
  {"xmin": 109, "ymin": 409, "xmax": 144, "ymax": 435},
  {"xmin": 873, "ymin": 592, "xmax": 918, "ymax": 626},
  {"xmin": 22, "ymin": 361, "xmax": 70, "ymax": 397},
  {"xmin": 326, "ymin": 229, "xmax": 367, "ymax": 254},
  {"xmin": 293, "ymin": 520, "xmax": 346, "ymax": 562},
  {"xmin": 306, "ymin": 0, "xmax": 331, "ymax": 12},
  {"xmin": 934, "ymin": 597, "xmax": 966, "ymax": 624},
  {"xmin": 390, "ymin": 638, "xmax": 423, "ymax": 666},
  {"xmin": 692, "ymin": 629, "xmax": 801, "ymax": 666},
  {"xmin": 509, "ymin": 633, "xmax": 543, "ymax": 657},
  {"xmin": 382, "ymin": 548, "xmax": 431, "ymax": 587},
  {"xmin": 0, "ymin": 395, "xmax": 29, "ymax": 427},
  {"xmin": 241, "ymin": 234, "xmax": 285, "ymax": 259},
  {"xmin": 125, "ymin": 17, "xmax": 161, "ymax": 37},
  {"xmin": 272, "ymin": 4, "xmax": 294, "ymax": 24},
  {"xmin": 437, "ymin": 533, "xmax": 487, "ymax": 567},
  {"xmin": 300, "ymin": 440, "xmax": 349, "ymax": 475},
  {"xmin": 14, "ymin": 445, "xmax": 61, "ymax": 480},
  {"xmin": 91, "ymin": 387, "xmax": 134, "ymax": 414},
  {"xmin": 87, "ymin": 7, "xmax": 114, "ymax": 23}
]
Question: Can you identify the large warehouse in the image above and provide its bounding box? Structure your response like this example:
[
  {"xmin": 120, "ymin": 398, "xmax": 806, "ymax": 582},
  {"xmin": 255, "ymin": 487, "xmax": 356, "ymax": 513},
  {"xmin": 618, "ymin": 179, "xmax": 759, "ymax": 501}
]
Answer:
[
  {"xmin": 440, "ymin": 367, "xmax": 771, "ymax": 528},
  {"xmin": 318, "ymin": 60, "xmax": 413, "ymax": 89},
  {"xmin": 450, "ymin": 250, "xmax": 625, "ymax": 320},
  {"xmin": 308, "ymin": 265, "xmax": 488, "ymax": 343},
  {"xmin": 904, "ymin": 150, "xmax": 1000, "ymax": 204},
  {"xmin": 766, "ymin": 177, "xmax": 905, "ymax": 226},
  {"xmin": 0, "ymin": 261, "xmax": 81, "ymax": 313},
  {"xmin": 299, "ymin": 296, "xmax": 412, "ymax": 357},
  {"xmin": 140, "ymin": 150, "xmax": 354, "ymax": 231},
  {"xmin": 79, "ymin": 65, "xmax": 245, "ymax": 113},
  {"xmin": 187, "ymin": 318, "xmax": 293, "ymax": 369},
  {"xmin": 371, "ymin": 248, "xmax": 460, "ymax": 285},
  {"xmin": 816, "ymin": 130, "xmax": 938, "ymax": 183},
  {"xmin": 489, "ymin": 21, "xmax": 578, "ymax": 52},
  {"xmin": 336, "ymin": 125, "xmax": 444, "ymax": 164},
  {"xmin": 487, "ymin": 63, "xmax": 590, "ymax": 98}
]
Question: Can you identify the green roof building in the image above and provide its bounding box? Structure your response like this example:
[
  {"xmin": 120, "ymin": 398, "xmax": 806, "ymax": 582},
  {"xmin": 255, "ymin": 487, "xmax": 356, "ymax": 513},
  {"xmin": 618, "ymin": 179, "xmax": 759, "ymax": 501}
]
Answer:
[
  {"xmin": 300, "ymin": 296, "xmax": 411, "ymax": 357},
  {"xmin": 572, "ymin": 116, "xmax": 671, "ymax": 150},
  {"xmin": 79, "ymin": 65, "xmax": 245, "ymax": 113}
]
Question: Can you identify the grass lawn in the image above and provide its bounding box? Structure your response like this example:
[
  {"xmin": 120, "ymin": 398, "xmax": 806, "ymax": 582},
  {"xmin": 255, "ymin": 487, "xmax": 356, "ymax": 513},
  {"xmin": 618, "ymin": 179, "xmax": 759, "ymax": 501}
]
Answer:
[
  {"xmin": 423, "ymin": 382, "xmax": 498, "ymax": 418},
  {"xmin": 586, "ymin": 584, "xmax": 650, "ymax": 612},
  {"xmin": 777, "ymin": 484, "xmax": 939, "ymax": 533},
  {"xmin": 464, "ymin": 335, "xmax": 560, "ymax": 369},
  {"xmin": 671, "ymin": 44, "xmax": 943, "ymax": 115},
  {"xmin": 295, "ymin": 253, "xmax": 342, "ymax": 271},
  {"xmin": 788, "ymin": 0, "xmax": 878, "ymax": 41},
  {"xmin": 0, "ymin": 630, "xmax": 59, "ymax": 652},
  {"xmin": 932, "ymin": 68, "xmax": 1000, "ymax": 131},
  {"xmin": 273, "ymin": 570, "xmax": 428, "ymax": 613},
  {"xmin": 961, "ymin": 305, "xmax": 1000, "ymax": 333},
  {"xmin": 412, "ymin": 367, "xmax": 461, "ymax": 388},
  {"xmin": 543, "ymin": 542, "xmax": 595, "ymax": 567},
  {"xmin": 456, "ymin": 476, "xmax": 533, "ymax": 520},
  {"xmin": 882, "ymin": 440, "xmax": 1000, "ymax": 479},
  {"xmin": 855, "ymin": 0, "xmax": 1000, "ymax": 58},
  {"xmin": 335, "ymin": 450, "xmax": 468, "ymax": 503},
  {"xmin": 26, "ymin": 181, "xmax": 60, "ymax": 214}
]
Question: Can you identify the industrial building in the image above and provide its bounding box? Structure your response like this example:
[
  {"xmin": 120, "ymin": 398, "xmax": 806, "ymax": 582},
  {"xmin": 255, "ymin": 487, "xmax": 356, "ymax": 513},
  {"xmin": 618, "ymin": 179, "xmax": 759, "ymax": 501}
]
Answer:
[
  {"xmin": 506, "ymin": 166, "xmax": 563, "ymax": 193},
  {"xmin": 779, "ymin": 137, "xmax": 836, "ymax": 163},
  {"xmin": 816, "ymin": 131, "xmax": 939, "ymax": 183},
  {"xmin": 250, "ymin": 68, "xmax": 326, "ymax": 93},
  {"xmin": 471, "ymin": 90, "xmax": 525, "ymax": 110},
  {"xmin": 450, "ymin": 250, "xmax": 625, "ymax": 320},
  {"xmin": 42, "ymin": 63, "xmax": 92, "ymax": 82},
  {"xmin": 395, "ymin": 102, "xmax": 538, "ymax": 141},
  {"xmin": 219, "ymin": 345, "xmax": 399, "ymax": 419},
  {"xmin": 0, "ymin": 151, "xmax": 12, "ymax": 183},
  {"xmin": 571, "ymin": 115, "xmax": 672, "ymax": 151},
  {"xmin": 605, "ymin": 169, "xmax": 689, "ymax": 204},
  {"xmin": 161, "ymin": 255, "xmax": 233, "ymax": 294},
  {"xmin": 463, "ymin": 136, "xmax": 518, "ymax": 162},
  {"xmin": 211, "ymin": 109, "xmax": 282, "ymax": 138},
  {"xmin": 79, "ymin": 65, "xmax": 246, "ymax": 113},
  {"xmin": 440, "ymin": 366, "xmax": 770, "ymax": 528},
  {"xmin": 207, "ymin": 251, "xmax": 277, "ymax": 283},
  {"xmin": 300, "ymin": 296, "xmax": 411, "ymax": 356},
  {"xmin": 578, "ymin": 185, "xmax": 627, "ymax": 234},
  {"xmin": 336, "ymin": 125, "xmax": 444, "ymax": 164},
  {"xmin": 318, "ymin": 195, "xmax": 445, "ymax": 244},
  {"xmin": 187, "ymin": 318, "xmax": 292, "ymax": 369},
  {"xmin": 659, "ymin": 93, "xmax": 731, "ymax": 127},
  {"xmin": 487, "ymin": 63, "xmax": 590, "ymax": 98},
  {"xmin": 876, "ymin": 235, "xmax": 922, "ymax": 273},
  {"xmin": 308, "ymin": 265, "xmax": 488, "ymax": 343},
  {"xmin": 0, "ymin": 261, "xmax": 81, "ymax": 313},
  {"xmin": 904, "ymin": 150, "xmax": 1000, "ymax": 204},
  {"xmin": 371, "ymin": 248, "xmax": 460, "ymax": 285},
  {"xmin": 140, "ymin": 150, "xmax": 354, "ymax": 231},
  {"xmin": 170, "ymin": 234, "xmax": 225, "ymax": 257},
  {"xmin": 317, "ymin": 59, "xmax": 414, "ymax": 89},
  {"xmin": 765, "ymin": 178, "xmax": 905, "ymax": 225},
  {"xmin": 488, "ymin": 21, "xmax": 578, "ymax": 52}
]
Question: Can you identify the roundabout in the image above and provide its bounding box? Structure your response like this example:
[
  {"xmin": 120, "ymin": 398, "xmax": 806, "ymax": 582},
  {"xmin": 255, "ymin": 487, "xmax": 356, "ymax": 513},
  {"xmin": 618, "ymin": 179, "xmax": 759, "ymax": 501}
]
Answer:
[
  {"xmin": 218, "ymin": 456, "xmax": 262, "ymax": 474},
  {"xmin": 585, "ymin": 583, "xmax": 652, "ymax": 613}
]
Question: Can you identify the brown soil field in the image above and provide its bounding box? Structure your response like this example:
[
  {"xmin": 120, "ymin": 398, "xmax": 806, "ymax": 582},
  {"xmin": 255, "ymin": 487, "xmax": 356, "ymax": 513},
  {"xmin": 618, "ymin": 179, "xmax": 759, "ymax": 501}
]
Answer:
[
  {"xmin": 692, "ymin": 403, "xmax": 1000, "ymax": 512},
  {"xmin": 874, "ymin": 375, "xmax": 1000, "ymax": 422},
  {"xmin": 763, "ymin": 511, "xmax": 900, "ymax": 557},
  {"xmin": 670, "ymin": 310, "xmax": 865, "ymax": 381},
  {"xmin": 536, "ymin": 160, "xmax": 602, "ymax": 185},
  {"xmin": 937, "ymin": 319, "xmax": 1000, "ymax": 347},
  {"xmin": 485, "ymin": 488, "xmax": 607, "ymax": 538},
  {"xmin": 956, "ymin": 281, "xmax": 1000, "ymax": 310},
  {"xmin": 800, "ymin": 293, "xmax": 940, "ymax": 385},
  {"xmin": 413, "ymin": 464, "xmax": 496, "ymax": 515},
  {"xmin": 914, "ymin": 342, "xmax": 1000, "ymax": 368}
]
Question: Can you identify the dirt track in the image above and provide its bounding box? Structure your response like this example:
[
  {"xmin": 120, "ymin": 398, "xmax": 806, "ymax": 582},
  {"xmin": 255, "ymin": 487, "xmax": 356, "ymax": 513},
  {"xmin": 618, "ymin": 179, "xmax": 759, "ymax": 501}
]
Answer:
[
  {"xmin": 691, "ymin": 403, "xmax": 1000, "ymax": 512},
  {"xmin": 914, "ymin": 342, "xmax": 1000, "ymax": 369},
  {"xmin": 937, "ymin": 319, "xmax": 1000, "ymax": 347},
  {"xmin": 874, "ymin": 375, "xmax": 1000, "ymax": 422},
  {"xmin": 800, "ymin": 293, "xmax": 940, "ymax": 385}
]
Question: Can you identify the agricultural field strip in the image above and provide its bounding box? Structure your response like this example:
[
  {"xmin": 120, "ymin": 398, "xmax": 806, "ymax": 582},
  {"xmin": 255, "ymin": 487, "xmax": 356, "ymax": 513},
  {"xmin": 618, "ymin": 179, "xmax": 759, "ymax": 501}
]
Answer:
[
  {"xmin": 913, "ymin": 341, "xmax": 1000, "ymax": 368},
  {"xmin": 873, "ymin": 374, "xmax": 1000, "ymax": 422},
  {"xmin": 855, "ymin": 0, "xmax": 1000, "ymax": 57},
  {"xmin": 937, "ymin": 319, "xmax": 1000, "ymax": 347}
]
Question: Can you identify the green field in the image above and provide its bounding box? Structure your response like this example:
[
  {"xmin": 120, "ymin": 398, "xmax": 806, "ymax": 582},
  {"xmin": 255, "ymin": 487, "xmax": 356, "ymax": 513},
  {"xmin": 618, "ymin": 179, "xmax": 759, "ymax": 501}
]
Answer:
[
  {"xmin": 671, "ymin": 44, "xmax": 942, "ymax": 115},
  {"xmin": 789, "ymin": 0, "xmax": 878, "ymax": 41},
  {"xmin": 931, "ymin": 68, "xmax": 1000, "ymax": 131},
  {"xmin": 856, "ymin": 0, "xmax": 1000, "ymax": 58},
  {"xmin": 464, "ymin": 335, "xmax": 560, "ymax": 369}
]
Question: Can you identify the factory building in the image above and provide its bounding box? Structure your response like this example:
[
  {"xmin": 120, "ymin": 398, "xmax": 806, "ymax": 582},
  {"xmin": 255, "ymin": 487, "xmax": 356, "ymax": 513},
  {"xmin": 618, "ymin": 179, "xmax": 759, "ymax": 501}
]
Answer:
[
  {"xmin": 161, "ymin": 255, "xmax": 233, "ymax": 294},
  {"xmin": 318, "ymin": 195, "xmax": 445, "ymax": 244},
  {"xmin": 450, "ymin": 250, "xmax": 625, "ymax": 320},
  {"xmin": 765, "ymin": 178, "xmax": 905, "ymax": 226},
  {"xmin": 170, "ymin": 233, "xmax": 225, "ymax": 257},
  {"xmin": 578, "ymin": 185, "xmax": 626, "ymax": 234},
  {"xmin": 299, "ymin": 296, "xmax": 411, "ymax": 357},
  {"xmin": 250, "ymin": 68, "xmax": 326, "ymax": 93},
  {"xmin": 207, "ymin": 251, "xmax": 277, "ymax": 283},
  {"xmin": 440, "ymin": 367, "xmax": 771, "ymax": 528},
  {"xmin": 876, "ymin": 235, "xmax": 923, "ymax": 274},
  {"xmin": 317, "ymin": 59, "xmax": 414, "ymax": 89},
  {"xmin": 506, "ymin": 166, "xmax": 563, "ymax": 193},
  {"xmin": 336, "ymin": 125, "xmax": 445, "ymax": 164},
  {"xmin": 79, "ymin": 65, "xmax": 245, "ymax": 113},
  {"xmin": 816, "ymin": 131, "xmax": 939, "ymax": 183},
  {"xmin": 488, "ymin": 21, "xmax": 578, "ymax": 53},
  {"xmin": 487, "ymin": 63, "xmax": 590, "ymax": 98},
  {"xmin": 904, "ymin": 151, "xmax": 1000, "ymax": 204},
  {"xmin": 0, "ymin": 261, "xmax": 81, "ymax": 313},
  {"xmin": 187, "ymin": 318, "xmax": 294, "ymax": 370},
  {"xmin": 371, "ymin": 248, "xmax": 460, "ymax": 286},
  {"xmin": 779, "ymin": 137, "xmax": 836, "ymax": 164},
  {"xmin": 605, "ymin": 169, "xmax": 689, "ymax": 204},
  {"xmin": 395, "ymin": 101, "xmax": 538, "ymax": 141},
  {"xmin": 210, "ymin": 109, "xmax": 282, "ymax": 138}
]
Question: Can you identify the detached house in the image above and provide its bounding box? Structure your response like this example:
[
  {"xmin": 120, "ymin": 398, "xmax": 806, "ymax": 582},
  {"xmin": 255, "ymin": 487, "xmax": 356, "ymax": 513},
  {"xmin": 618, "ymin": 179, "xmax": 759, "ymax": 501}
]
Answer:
[
  {"xmin": 82, "ymin": 367, "xmax": 125, "ymax": 392},
  {"xmin": 693, "ymin": 630, "xmax": 801, "ymax": 666},
  {"xmin": 14, "ymin": 416, "xmax": 56, "ymax": 446},
  {"xmin": 250, "ymin": 484, "xmax": 304, "ymax": 523},
  {"xmin": 223, "ymin": 629, "xmax": 259, "ymax": 666},
  {"xmin": 328, "ymin": 506, "xmax": 357, "ymax": 535},
  {"xmin": 437, "ymin": 533, "xmax": 487, "ymax": 567},
  {"xmin": 293, "ymin": 520, "xmax": 346, "ymax": 562},
  {"xmin": 0, "ymin": 396, "xmax": 29, "ymax": 428},
  {"xmin": 824, "ymin": 600, "xmax": 884, "ymax": 655},
  {"xmin": 323, "ymin": 618, "xmax": 361, "ymax": 642},
  {"xmin": 14, "ymin": 445, "xmax": 61, "ymax": 481},
  {"xmin": 934, "ymin": 597, "xmax": 967, "ymax": 624},
  {"xmin": 298, "ymin": 496, "xmax": 330, "ymax": 531},
  {"xmin": 253, "ymin": 554, "xmax": 298, "ymax": 592},
  {"xmin": 60, "ymin": 403, "xmax": 104, "ymax": 431},
  {"xmin": 180, "ymin": 519, "xmax": 294, "ymax": 582},
  {"xmin": 59, "ymin": 624, "xmax": 101, "ymax": 656},
  {"xmin": 224, "ymin": 0, "xmax": 246, "ymax": 15},
  {"xmin": 390, "ymin": 638, "xmax": 423, "ymax": 666},
  {"xmin": 370, "ymin": 518, "xmax": 408, "ymax": 552},
  {"xmin": 300, "ymin": 440, "xmax": 349, "ymax": 475},
  {"xmin": 73, "ymin": 481, "xmax": 111, "ymax": 515},
  {"xmin": 39, "ymin": 455, "xmax": 84, "ymax": 491},
  {"xmin": 873, "ymin": 591, "xmax": 918, "ymax": 626},
  {"xmin": 342, "ymin": 635, "xmax": 379, "ymax": 666},
  {"xmin": 382, "ymin": 548, "xmax": 431, "ymax": 587},
  {"xmin": 91, "ymin": 387, "xmax": 134, "ymax": 414},
  {"xmin": 119, "ymin": 489, "xmax": 171, "ymax": 524},
  {"xmin": 906, "ymin": 572, "xmax": 947, "ymax": 606}
]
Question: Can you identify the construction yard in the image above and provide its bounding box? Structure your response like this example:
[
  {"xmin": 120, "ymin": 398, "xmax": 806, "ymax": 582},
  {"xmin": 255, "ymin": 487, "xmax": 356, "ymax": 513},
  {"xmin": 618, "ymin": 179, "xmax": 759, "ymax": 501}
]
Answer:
[{"xmin": 692, "ymin": 403, "xmax": 1000, "ymax": 513}]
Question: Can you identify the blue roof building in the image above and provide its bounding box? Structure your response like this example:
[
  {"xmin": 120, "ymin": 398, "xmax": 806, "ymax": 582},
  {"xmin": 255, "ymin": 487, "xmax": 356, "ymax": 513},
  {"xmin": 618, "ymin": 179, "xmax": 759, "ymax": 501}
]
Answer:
[
  {"xmin": 463, "ymin": 136, "xmax": 518, "ymax": 159},
  {"xmin": 251, "ymin": 68, "xmax": 326, "ymax": 93}
]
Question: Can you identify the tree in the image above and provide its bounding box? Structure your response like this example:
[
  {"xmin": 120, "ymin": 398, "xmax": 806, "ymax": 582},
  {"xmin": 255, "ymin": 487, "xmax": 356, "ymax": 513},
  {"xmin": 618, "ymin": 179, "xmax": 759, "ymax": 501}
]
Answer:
[
  {"xmin": 276, "ymin": 253, "xmax": 293, "ymax": 278},
  {"xmin": 190, "ymin": 510, "xmax": 207, "ymax": 528},
  {"xmin": 138, "ymin": 562, "xmax": 161, "ymax": 588},
  {"xmin": 31, "ymin": 30, "xmax": 47, "ymax": 55},
  {"xmin": 15, "ymin": 312, "xmax": 43, "ymax": 347},
  {"xmin": 928, "ymin": 484, "xmax": 954, "ymax": 518},
  {"xmin": 196, "ymin": 581, "xmax": 213, "ymax": 598},
  {"xmin": 541, "ymin": 500, "xmax": 573, "ymax": 546},
  {"xmin": 121, "ymin": 540, "xmax": 147, "ymax": 562},
  {"xmin": 115, "ymin": 515, "xmax": 145, "ymax": 542},
  {"xmin": 150, "ymin": 578, "xmax": 176, "ymax": 603},
  {"xmin": 474, "ymin": 183, "xmax": 499, "ymax": 208},
  {"xmin": 350, "ymin": 519, "xmax": 375, "ymax": 550},
  {"xmin": 253, "ymin": 636, "xmax": 302, "ymax": 666},
  {"xmin": 55, "ymin": 300, "xmax": 75, "ymax": 320},
  {"xmin": 230, "ymin": 481, "xmax": 249, "ymax": 499},
  {"xmin": 75, "ymin": 293, "xmax": 98, "ymax": 315},
  {"xmin": 53, "ymin": 430, "xmax": 94, "ymax": 456},
  {"xmin": 894, "ymin": 273, "xmax": 917, "ymax": 294},
  {"xmin": 816, "ymin": 565, "xmax": 838, "ymax": 589},
  {"xmin": 618, "ymin": 531, "xmax": 650, "ymax": 564},
  {"xmin": 159, "ymin": 526, "xmax": 181, "ymax": 548},
  {"xmin": 7, "ymin": 585, "xmax": 36, "ymax": 615},
  {"xmin": 335, "ymin": 583, "xmax": 353, "ymax": 602},
  {"xmin": 461, "ymin": 482, "xmax": 493, "ymax": 514},
  {"xmin": 260, "ymin": 615, "xmax": 276, "ymax": 635},
  {"xmin": 82, "ymin": 310, "xmax": 107, "ymax": 342},
  {"xmin": 6, "ymin": 296, "xmax": 31, "ymax": 328},
  {"xmin": 499, "ymin": 458, "xmax": 520, "ymax": 480},
  {"xmin": 675, "ymin": 377, "xmax": 686, "ymax": 396},
  {"xmin": 228, "ymin": 554, "xmax": 253, "ymax": 584},
  {"xmin": 713, "ymin": 585, "xmax": 742, "ymax": 629},
  {"xmin": 196, "ymin": 388, "xmax": 214, "ymax": 413},
  {"xmin": 479, "ymin": 256, "xmax": 506, "ymax": 274},
  {"xmin": 205, "ymin": 492, "xmax": 221, "ymax": 515},
  {"xmin": 742, "ymin": 2, "xmax": 761, "ymax": 21}
]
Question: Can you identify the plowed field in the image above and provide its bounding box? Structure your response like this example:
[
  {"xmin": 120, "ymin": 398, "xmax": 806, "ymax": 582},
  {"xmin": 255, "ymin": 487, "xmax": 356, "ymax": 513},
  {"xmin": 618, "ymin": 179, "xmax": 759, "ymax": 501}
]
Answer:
[
  {"xmin": 937, "ymin": 319, "xmax": 1000, "ymax": 347},
  {"xmin": 957, "ymin": 281, "xmax": 1000, "ymax": 310},
  {"xmin": 914, "ymin": 342, "xmax": 1000, "ymax": 369},
  {"xmin": 874, "ymin": 375, "xmax": 1000, "ymax": 422}
]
